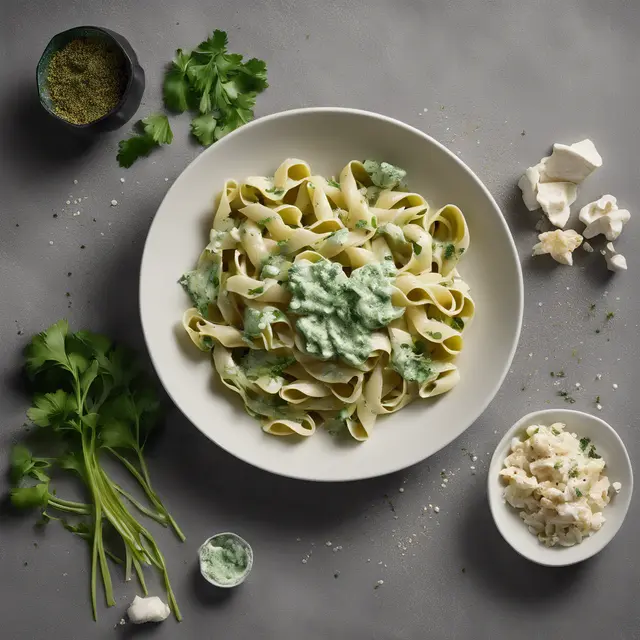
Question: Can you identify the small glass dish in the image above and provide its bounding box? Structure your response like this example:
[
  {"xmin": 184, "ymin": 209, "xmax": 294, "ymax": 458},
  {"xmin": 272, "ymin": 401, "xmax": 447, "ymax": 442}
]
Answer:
[
  {"xmin": 36, "ymin": 26, "xmax": 145, "ymax": 133},
  {"xmin": 198, "ymin": 532, "xmax": 254, "ymax": 588}
]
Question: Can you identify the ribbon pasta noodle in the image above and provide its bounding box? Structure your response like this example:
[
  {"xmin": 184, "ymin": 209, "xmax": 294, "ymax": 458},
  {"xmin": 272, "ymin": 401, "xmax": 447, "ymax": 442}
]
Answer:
[{"xmin": 179, "ymin": 159, "xmax": 475, "ymax": 441}]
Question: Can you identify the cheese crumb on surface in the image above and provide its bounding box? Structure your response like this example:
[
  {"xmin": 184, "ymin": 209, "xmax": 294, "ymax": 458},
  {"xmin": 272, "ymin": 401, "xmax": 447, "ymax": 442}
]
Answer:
[
  {"xmin": 580, "ymin": 195, "xmax": 630, "ymax": 241},
  {"xmin": 110, "ymin": 199, "xmax": 118, "ymax": 206},
  {"xmin": 127, "ymin": 595, "xmax": 170, "ymax": 624},
  {"xmin": 602, "ymin": 242, "xmax": 627, "ymax": 272},
  {"xmin": 532, "ymin": 229, "xmax": 583, "ymax": 265},
  {"xmin": 500, "ymin": 422, "xmax": 615, "ymax": 547},
  {"xmin": 582, "ymin": 241, "xmax": 594, "ymax": 253}
]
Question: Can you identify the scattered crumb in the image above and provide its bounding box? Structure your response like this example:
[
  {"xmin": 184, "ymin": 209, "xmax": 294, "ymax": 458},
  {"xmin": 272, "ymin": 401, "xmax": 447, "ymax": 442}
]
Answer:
[
  {"xmin": 120, "ymin": 178, "xmax": 125, "ymax": 183},
  {"xmin": 434, "ymin": 506, "xmax": 440, "ymax": 513},
  {"xmin": 49, "ymin": 240, "xmax": 54, "ymax": 245},
  {"xmin": 612, "ymin": 383, "xmax": 618, "ymax": 390},
  {"xmin": 398, "ymin": 487, "xmax": 404, "ymax": 493},
  {"xmin": 325, "ymin": 541, "xmax": 332, "ymax": 547},
  {"xmin": 596, "ymin": 403, "xmax": 603, "ymax": 411},
  {"xmin": 110, "ymin": 199, "xmax": 118, "ymax": 206},
  {"xmin": 374, "ymin": 580, "xmax": 384, "ymax": 589},
  {"xmin": 73, "ymin": 179, "xmax": 78, "ymax": 185}
]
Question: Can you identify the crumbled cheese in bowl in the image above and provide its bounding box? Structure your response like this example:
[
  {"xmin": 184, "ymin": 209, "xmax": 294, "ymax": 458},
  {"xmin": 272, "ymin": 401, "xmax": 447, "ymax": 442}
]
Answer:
[{"xmin": 500, "ymin": 422, "xmax": 617, "ymax": 547}]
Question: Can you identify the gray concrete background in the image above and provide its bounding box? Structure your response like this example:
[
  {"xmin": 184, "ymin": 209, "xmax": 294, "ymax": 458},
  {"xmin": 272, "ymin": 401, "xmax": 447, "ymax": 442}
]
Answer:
[{"xmin": 1, "ymin": 1, "xmax": 639, "ymax": 638}]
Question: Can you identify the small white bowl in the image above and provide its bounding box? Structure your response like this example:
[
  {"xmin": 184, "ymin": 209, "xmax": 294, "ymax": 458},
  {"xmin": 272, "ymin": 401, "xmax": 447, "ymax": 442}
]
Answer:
[
  {"xmin": 198, "ymin": 532, "xmax": 254, "ymax": 588},
  {"xmin": 488, "ymin": 408, "xmax": 633, "ymax": 566}
]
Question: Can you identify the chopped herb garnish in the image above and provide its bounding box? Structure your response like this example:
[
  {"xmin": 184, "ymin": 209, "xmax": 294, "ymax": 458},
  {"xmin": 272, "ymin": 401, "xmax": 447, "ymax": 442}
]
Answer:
[
  {"xmin": 412, "ymin": 242, "xmax": 422, "ymax": 256},
  {"xmin": 557, "ymin": 390, "xmax": 576, "ymax": 403},
  {"xmin": 554, "ymin": 461, "xmax": 562, "ymax": 469},
  {"xmin": 605, "ymin": 311, "xmax": 615, "ymax": 321},
  {"xmin": 265, "ymin": 187, "xmax": 285, "ymax": 197},
  {"xmin": 308, "ymin": 182, "xmax": 315, "ymax": 189},
  {"xmin": 427, "ymin": 331, "xmax": 442, "ymax": 340},
  {"xmin": 327, "ymin": 178, "xmax": 340, "ymax": 189},
  {"xmin": 579, "ymin": 437, "xmax": 591, "ymax": 451},
  {"xmin": 551, "ymin": 427, "xmax": 560, "ymax": 436},
  {"xmin": 384, "ymin": 255, "xmax": 394, "ymax": 261},
  {"xmin": 451, "ymin": 317, "xmax": 464, "ymax": 331},
  {"xmin": 575, "ymin": 488, "xmax": 583, "ymax": 497},
  {"xmin": 588, "ymin": 445, "xmax": 601, "ymax": 459},
  {"xmin": 355, "ymin": 220, "xmax": 368, "ymax": 229},
  {"xmin": 458, "ymin": 247, "xmax": 466, "ymax": 254},
  {"xmin": 258, "ymin": 217, "xmax": 273, "ymax": 227},
  {"xmin": 568, "ymin": 467, "xmax": 579, "ymax": 478},
  {"xmin": 370, "ymin": 216, "xmax": 378, "ymax": 229},
  {"xmin": 247, "ymin": 286, "xmax": 264, "ymax": 296},
  {"xmin": 595, "ymin": 395, "xmax": 601, "ymax": 404},
  {"xmin": 444, "ymin": 243, "xmax": 456, "ymax": 259}
]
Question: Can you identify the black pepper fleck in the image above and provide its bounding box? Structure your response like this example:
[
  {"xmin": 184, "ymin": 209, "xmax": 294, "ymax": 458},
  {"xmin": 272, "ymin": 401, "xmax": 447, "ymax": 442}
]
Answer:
[
  {"xmin": 67, "ymin": 272, "xmax": 72, "ymax": 277},
  {"xmin": 53, "ymin": 214, "xmax": 58, "ymax": 218},
  {"xmin": 80, "ymin": 245, "xmax": 86, "ymax": 249},
  {"xmin": 334, "ymin": 571, "xmax": 340, "ymax": 579}
]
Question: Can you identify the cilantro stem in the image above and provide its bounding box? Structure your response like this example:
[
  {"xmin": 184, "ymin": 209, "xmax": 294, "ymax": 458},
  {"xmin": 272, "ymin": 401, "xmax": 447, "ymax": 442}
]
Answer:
[
  {"xmin": 132, "ymin": 556, "xmax": 148, "ymax": 596},
  {"xmin": 108, "ymin": 448, "xmax": 185, "ymax": 541},
  {"xmin": 113, "ymin": 484, "xmax": 168, "ymax": 526},
  {"xmin": 124, "ymin": 545, "xmax": 132, "ymax": 582}
]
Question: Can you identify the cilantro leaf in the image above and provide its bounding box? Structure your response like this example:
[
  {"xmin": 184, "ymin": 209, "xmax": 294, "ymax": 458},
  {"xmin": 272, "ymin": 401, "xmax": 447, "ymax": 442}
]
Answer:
[
  {"xmin": 27, "ymin": 390, "xmax": 77, "ymax": 428},
  {"xmin": 117, "ymin": 135, "xmax": 157, "ymax": 168},
  {"xmin": 444, "ymin": 244, "xmax": 456, "ymax": 259},
  {"xmin": 10, "ymin": 483, "xmax": 50, "ymax": 509},
  {"xmin": 163, "ymin": 49, "xmax": 193, "ymax": 113},
  {"xmin": 190, "ymin": 112, "xmax": 218, "ymax": 146},
  {"xmin": 141, "ymin": 114, "xmax": 173, "ymax": 145},
  {"xmin": 117, "ymin": 116, "xmax": 173, "ymax": 168}
]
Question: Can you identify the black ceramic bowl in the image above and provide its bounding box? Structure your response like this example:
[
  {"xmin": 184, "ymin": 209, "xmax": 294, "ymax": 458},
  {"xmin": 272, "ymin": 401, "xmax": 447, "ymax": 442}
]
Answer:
[{"xmin": 36, "ymin": 26, "xmax": 145, "ymax": 133}]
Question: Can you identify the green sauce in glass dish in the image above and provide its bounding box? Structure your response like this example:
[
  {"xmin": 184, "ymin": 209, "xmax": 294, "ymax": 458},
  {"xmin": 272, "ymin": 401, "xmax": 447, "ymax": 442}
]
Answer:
[{"xmin": 198, "ymin": 532, "xmax": 253, "ymax": 588}]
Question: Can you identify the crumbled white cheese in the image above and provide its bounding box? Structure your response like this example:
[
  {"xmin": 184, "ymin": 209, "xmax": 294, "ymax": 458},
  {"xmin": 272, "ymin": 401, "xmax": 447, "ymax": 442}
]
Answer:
[
  {"xmin": 543, "ymin": 139, "xmax": 602, "ymax": 184},
  {"xmin": 582, "ymin": 241, "xmax": 594, "ymax": 253},
  {"xmin": 612, "ymin": 482, "xmax": 622, "ymax": 493},
  {"xmin": 518, "ymin": 163, "xmax": 546, "ymax": 211},
  {"xmin": 579, "ymin": 195, "xmax": 631, "ymax": 241},
  {"xmin": 532, "ymin": 229, "xmax": 583, "ymax": 265},
  {"xmin": 536, "ymin": 182, "xmax": 577, "ymax": 228},
  {"xmin": 602, "ymin": 242, "xmax": 627, "ymax": 272},
  {"xmin": 127, "ymin": 595, "xmax": 170, "ymax": 624},
  {"xmin": 500, "ymin": 422, "xmax": 613, "ymax": 547}
]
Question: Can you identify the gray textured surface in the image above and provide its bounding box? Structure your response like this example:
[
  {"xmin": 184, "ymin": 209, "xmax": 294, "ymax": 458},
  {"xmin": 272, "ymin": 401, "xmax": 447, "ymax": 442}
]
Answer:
[{"xmin": 1, "ymin": 0, "xmax": 639, "ymax": 638}]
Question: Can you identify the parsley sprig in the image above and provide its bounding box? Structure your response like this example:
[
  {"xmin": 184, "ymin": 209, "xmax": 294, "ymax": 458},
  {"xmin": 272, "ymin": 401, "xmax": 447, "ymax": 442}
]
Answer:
[{"xmin": 8, "ymin": 321, "xmax": 184, "ymax": 620}]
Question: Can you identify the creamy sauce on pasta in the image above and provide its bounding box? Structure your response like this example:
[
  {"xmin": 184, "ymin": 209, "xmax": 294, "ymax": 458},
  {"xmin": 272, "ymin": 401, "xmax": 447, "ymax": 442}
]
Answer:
[{"xmin": 287, "ymin": 260, "xmax": 403, "ymax": 366}]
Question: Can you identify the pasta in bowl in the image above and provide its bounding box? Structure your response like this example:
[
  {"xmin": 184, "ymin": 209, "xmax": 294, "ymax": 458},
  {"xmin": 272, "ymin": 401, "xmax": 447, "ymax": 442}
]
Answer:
[
  {"xmin": 139, "ymin": 107, "xmax": 522, "ymax": 481},
  {"xmin": 180, "ymin": 158, "xmax": 475, "ymax": 441}
]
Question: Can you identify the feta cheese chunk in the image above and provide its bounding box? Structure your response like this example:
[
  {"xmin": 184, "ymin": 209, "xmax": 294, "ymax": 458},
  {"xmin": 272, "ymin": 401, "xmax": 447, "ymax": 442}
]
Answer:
[
  {"xmin": 536, "ymin": 182, "xmax": 577, "ymax": 228},
  {"xmin": 127, "ymin": 595, "xmax": 171, "ymax": 624},
  {"xmin": 582, "ymin": 241, "xmax": 594, "ymax": 253},
  {"xmin": 579, "ymin": 195, "xmax": 631, "ymax": 241},
  {"xmin": 602, "ymin": 242, "xmax": 627, "ymax": 272},
  {"xmin": 543, "ymin": 139, "xmax": 603, "ymax": 184},
  {"xmin": 518, "ymin": 163, "xmax": 545, "ymax": 211},
  {"xmin": 532, "ymin": 229, "xmax": 583, "ymax": 265},
  {"xmin": 500, "ymin": 422, "xmax": 614, "ymax": 547}
]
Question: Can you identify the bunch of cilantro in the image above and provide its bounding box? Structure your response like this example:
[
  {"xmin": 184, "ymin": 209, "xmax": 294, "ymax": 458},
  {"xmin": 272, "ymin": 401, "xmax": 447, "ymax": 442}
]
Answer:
[
  {"xmin": 117, "ymin": 29, "xmax": 268, "ymax": 167},
  {"xmin": 9, "ymin": 321, "xmax": 184, "ymax": 620}
]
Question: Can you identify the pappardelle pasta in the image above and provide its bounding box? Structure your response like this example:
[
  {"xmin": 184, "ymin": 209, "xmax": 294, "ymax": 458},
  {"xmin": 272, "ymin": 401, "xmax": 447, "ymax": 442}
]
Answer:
[{"xmin": 179, "ymin": 159, "xmax": 475, "ymax": 441}]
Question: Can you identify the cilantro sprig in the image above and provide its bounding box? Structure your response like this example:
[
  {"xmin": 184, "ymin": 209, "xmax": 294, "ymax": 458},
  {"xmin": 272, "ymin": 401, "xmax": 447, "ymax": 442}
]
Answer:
[
  {"xmin": 117, "ymin": 29, "xmax": 268, "ymax": 167},
  {"xmin": 164, "ymin": 29, "xmax": 268, "ymax": 145},
  {"xmin": 117, "ymin": 114, "xmax": 173, "ymax": 168},
  {"xmin": 8, "ymin": 321, "xmax": 184, "ymax": 621}
]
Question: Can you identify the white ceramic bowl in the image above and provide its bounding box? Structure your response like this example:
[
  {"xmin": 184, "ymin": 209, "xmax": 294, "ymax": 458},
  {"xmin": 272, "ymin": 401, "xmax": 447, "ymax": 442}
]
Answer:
[
  {"xmin": 488, "ymin": 408, "xmax": 633, "ymax": 566},
  {"xmin": 140, "ymin": 107, "xmax": 523, "ymax": 481}
]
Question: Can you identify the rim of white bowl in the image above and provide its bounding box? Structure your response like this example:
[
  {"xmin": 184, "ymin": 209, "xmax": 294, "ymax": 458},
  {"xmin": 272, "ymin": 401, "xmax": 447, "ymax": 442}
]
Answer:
[
  {"xmin": 139, "ymin": 107, "xmax": 524, "ymax": 481},
  {"xmin": 487, "ymin": 408, "xmax": 634, "ymax": 566}
]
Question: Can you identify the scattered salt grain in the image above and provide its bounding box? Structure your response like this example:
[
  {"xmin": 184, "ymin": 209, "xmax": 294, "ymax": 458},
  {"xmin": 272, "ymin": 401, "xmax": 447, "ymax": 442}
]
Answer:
[
  {"xmin": 471, "ymin": 455, "xmax": 477, "ymax": 462},
  {"xmin": 538, "ymin": 302, "xmax": 542, "ymax": 307},
  {"xmin": 596, "ymin": 403, "xmax": 603, "ymax": 411},
  {"xmin": 110, "ymin": 199, "xmax": 118, "ymax": 206},
  {"xmin": 325, "ymin": 541, "xmax": 332, "ymax": 547},
  {"xmin": 398, "ymin": 487, "xmax": 404, "ymax": 493},
  {"xmin": 73, "ymin": 180, "xmax": 78, "ymax": 185},
  {"xmin": 120, "ymin": 178, "xmax": 125, "ymax": 183},
  {"xmin": 49, "ymin": 240, "xmax": 54, "ymax": 245},
  {"xmin": 434, "ymin": 506, "xmax": 440, "ymax": 513},
  {"xmin": 575, "ymin": 383, "xmax": 581, "ymax": 389},
  {"xmin": 66, "ymin": 200, "xmax": 70, "ymax": 205},
  {"xmin": 470, "ymin": 466, "xmax": 476, "ymax": 470},
  {"xmin": 596, "ymin": 373, "xmax": 602, "ymax": 380},
  {"xmin": 612, "ymin": 384, "xmax": 618, "ymax": 390}
]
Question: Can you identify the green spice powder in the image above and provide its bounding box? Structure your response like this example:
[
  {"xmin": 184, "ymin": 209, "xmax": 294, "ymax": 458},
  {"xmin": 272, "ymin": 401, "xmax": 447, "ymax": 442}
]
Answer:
[
  {"xmin": 200, "ymin": 535, "xmax": 250, "ymax": 585},
  {"xmin": 47, "ymin": 37, "xmax": 127, "ymax": 125}
]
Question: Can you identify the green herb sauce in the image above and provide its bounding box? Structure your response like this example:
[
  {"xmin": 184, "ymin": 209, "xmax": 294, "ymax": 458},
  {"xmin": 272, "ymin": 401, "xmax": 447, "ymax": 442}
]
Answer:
[{"xmin": 200, "ymin": 535, "xmax": 250, "ymax": 586}]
